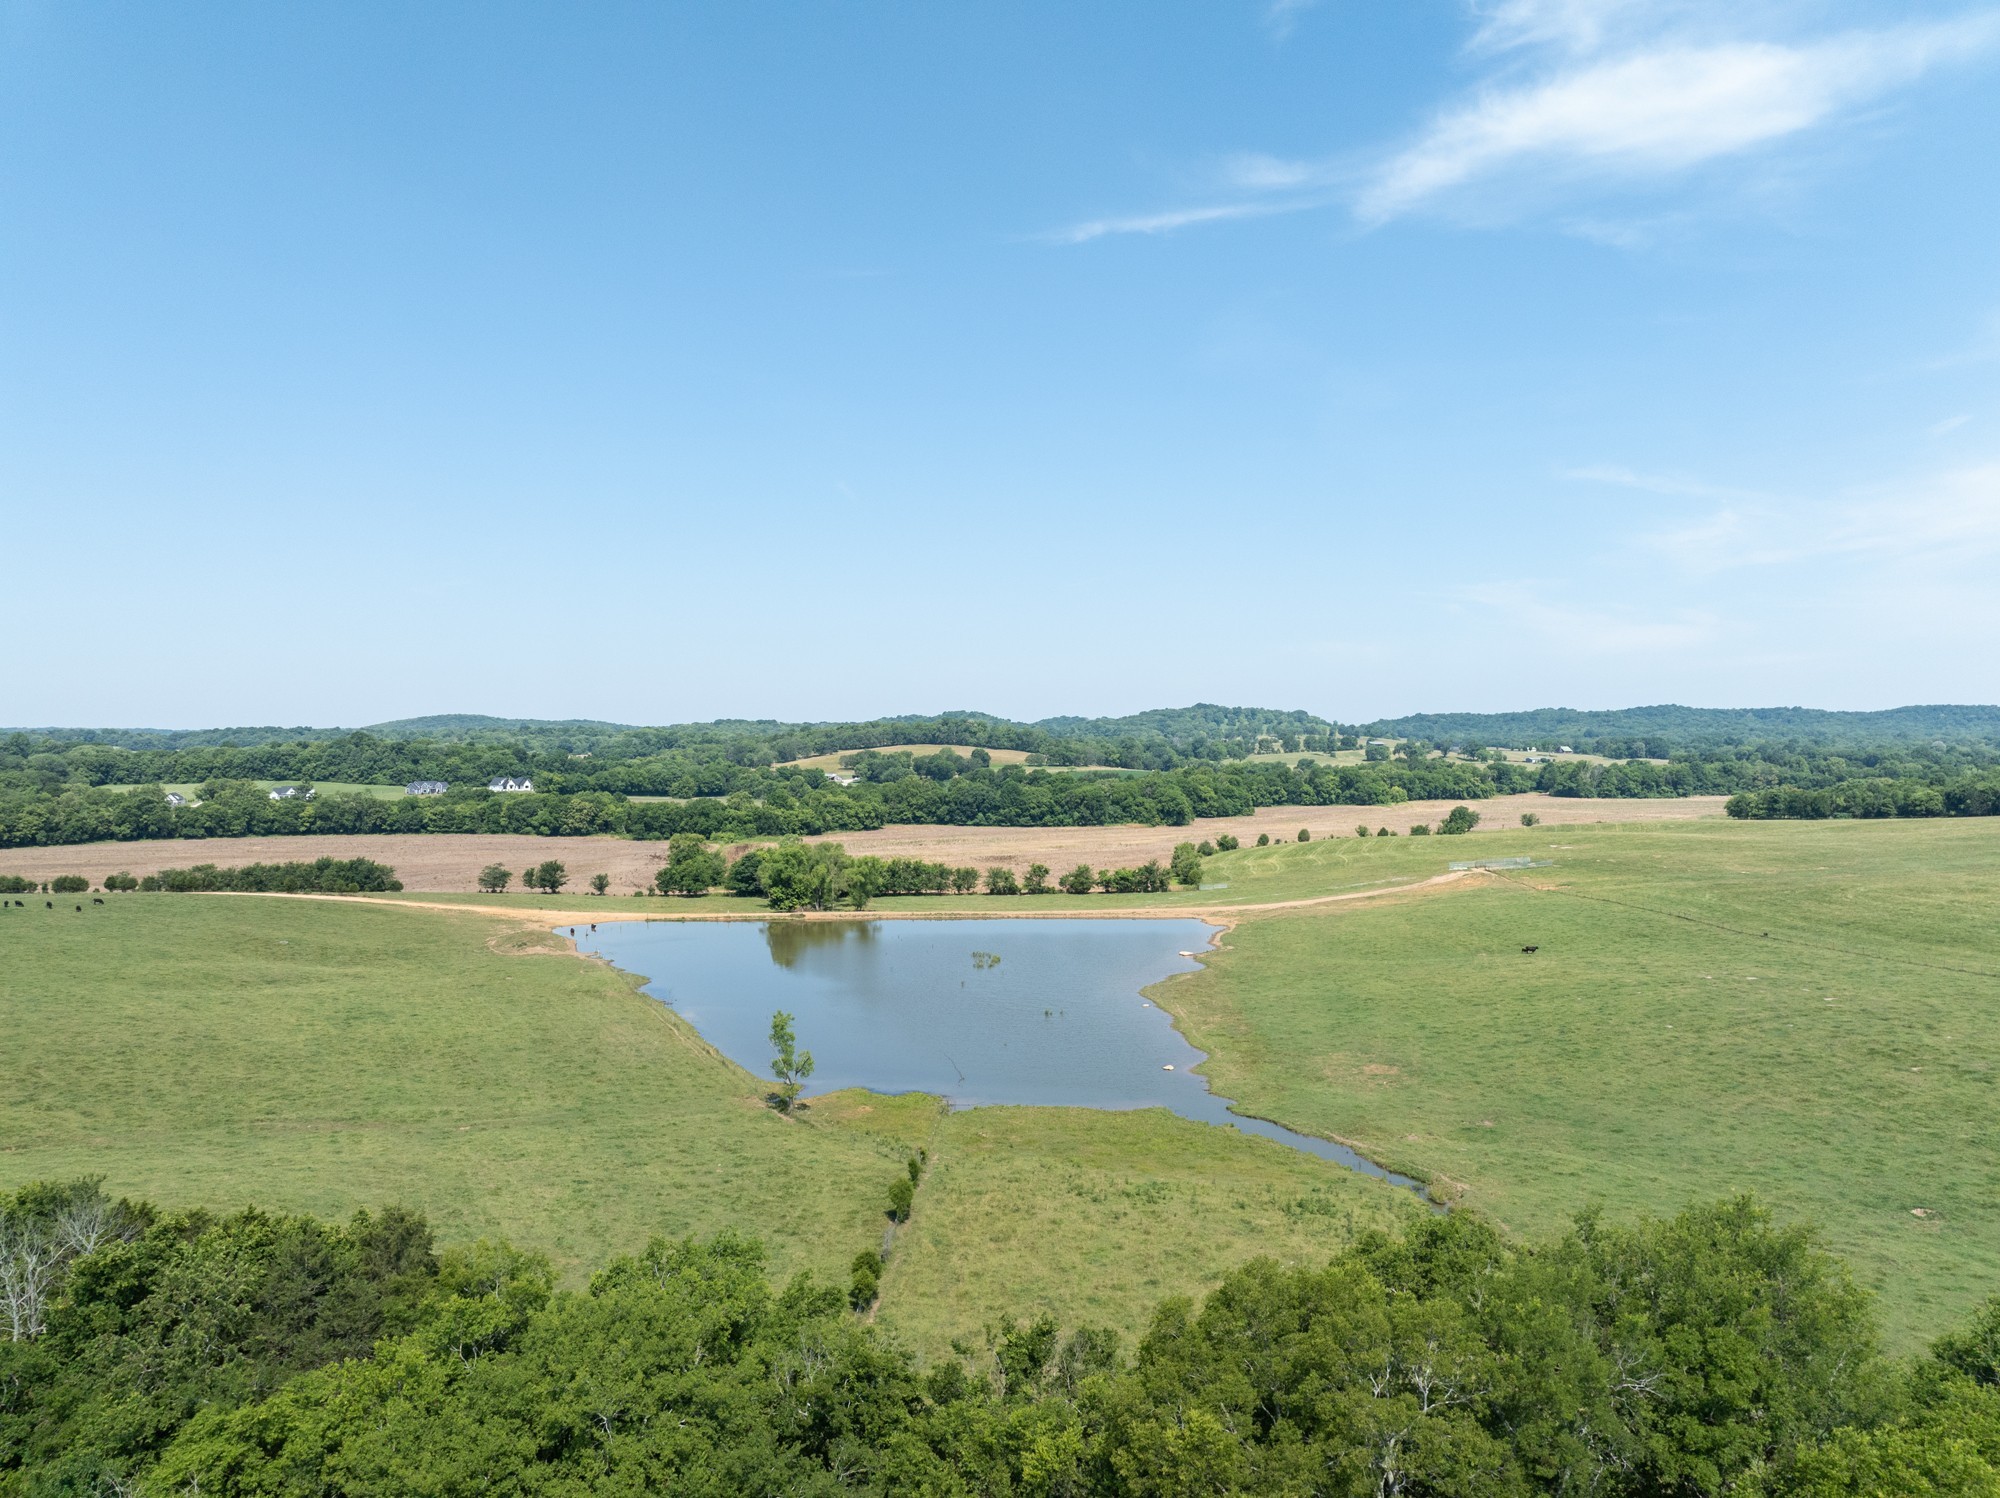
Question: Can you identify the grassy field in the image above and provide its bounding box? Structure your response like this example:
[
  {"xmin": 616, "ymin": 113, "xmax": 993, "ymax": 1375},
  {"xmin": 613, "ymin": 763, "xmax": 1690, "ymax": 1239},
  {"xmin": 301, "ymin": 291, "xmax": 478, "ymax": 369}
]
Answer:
[
  {"xmin": 102, "ymin": 780, "xmax": 412, "ymax": 801},
  {"xmin": 874, "ymin": 1105, "xmax": 1419, "ymax": 1360},
  {"xmin": 1159, "ymin": 816, "xmax": 2000, "ymax": 1349},
  {"xmin": 10, "ymin": 816, "xmax": 1997, "ymax": 1353},
  {"xmin": 775, "ymin": 744, "xmax": 1036, "ymax": 772},
  {"xmin": 0, "ymin": 892, "xmax": 1414, "ymax": 1355}
]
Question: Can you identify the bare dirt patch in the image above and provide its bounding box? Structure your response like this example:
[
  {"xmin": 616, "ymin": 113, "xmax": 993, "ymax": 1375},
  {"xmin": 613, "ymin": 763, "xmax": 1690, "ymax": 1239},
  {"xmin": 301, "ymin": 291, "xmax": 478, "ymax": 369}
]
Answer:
[{"xmin": 0, "ymin": 795, "xmax": 1725, "ymax": 893}]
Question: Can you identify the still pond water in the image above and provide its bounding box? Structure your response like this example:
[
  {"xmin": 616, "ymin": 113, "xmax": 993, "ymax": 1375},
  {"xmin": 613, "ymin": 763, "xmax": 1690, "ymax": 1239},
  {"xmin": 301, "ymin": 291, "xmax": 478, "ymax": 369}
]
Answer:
[{"xmin": 571, "ymin": 917, "xmax": 1424, "ymax": 1192}]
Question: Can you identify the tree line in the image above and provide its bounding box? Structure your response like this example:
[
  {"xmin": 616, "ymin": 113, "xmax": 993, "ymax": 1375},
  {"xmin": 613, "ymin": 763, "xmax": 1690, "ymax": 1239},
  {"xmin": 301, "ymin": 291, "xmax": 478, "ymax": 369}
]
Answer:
[
  {"xmin": 6, "ymin": 1178, "xmax": 1999, "ymax": 1494},
  {"xmin": 1726, "ymin": 771, "xmax": 2000, "ymax": 821}
]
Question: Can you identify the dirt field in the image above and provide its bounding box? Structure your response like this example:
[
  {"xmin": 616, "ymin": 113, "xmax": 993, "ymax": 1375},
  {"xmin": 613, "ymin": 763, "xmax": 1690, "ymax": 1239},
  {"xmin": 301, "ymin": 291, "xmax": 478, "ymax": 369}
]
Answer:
[
  {"xmin": 776, "ymin": 744, "xmax": 1035, "ymax": 772},
  {"xmin": 0, "ymin": 795, "xmax": 1727, "ymax": 893}
]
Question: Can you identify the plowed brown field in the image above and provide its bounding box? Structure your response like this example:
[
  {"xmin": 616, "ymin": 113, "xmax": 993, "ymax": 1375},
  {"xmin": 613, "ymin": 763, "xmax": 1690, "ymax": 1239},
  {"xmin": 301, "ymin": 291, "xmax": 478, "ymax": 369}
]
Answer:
[{"xmin": 0, "ymin": 795, "xmax": 1726, "ymax": 893}]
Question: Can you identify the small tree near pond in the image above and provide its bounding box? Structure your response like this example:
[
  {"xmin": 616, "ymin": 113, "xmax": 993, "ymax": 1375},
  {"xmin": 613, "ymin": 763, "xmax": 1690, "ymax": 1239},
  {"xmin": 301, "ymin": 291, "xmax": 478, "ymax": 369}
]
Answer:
[
  {"xmin": 477, "ymin": 864, "xmax": 512, "ymax": 893},
  {"xmin": 768, "ymin": 1010, "xmax": 814, "ymax": 1112},
  {"xmin": 589, "ymin": 873, "xmax": 611, "ymax": 896},
  {"xmin": 529, "ymin": 860, "xmax": 568, "ymax": 894}
]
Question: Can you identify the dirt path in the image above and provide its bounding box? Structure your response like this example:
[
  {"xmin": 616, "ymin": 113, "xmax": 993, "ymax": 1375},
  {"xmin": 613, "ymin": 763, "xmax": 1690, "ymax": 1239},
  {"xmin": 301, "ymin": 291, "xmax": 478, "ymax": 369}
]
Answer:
[{"xmin": 225, "ymin": 868, "xmax": 1485, "ymax": 930}]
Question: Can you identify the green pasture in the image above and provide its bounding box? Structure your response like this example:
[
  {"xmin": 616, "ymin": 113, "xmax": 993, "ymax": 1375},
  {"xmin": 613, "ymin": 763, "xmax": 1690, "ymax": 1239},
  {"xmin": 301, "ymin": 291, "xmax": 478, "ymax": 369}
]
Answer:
[
  {"xmin": 0, "ymin": 892, "xmax": 1412, "ymax": 1355},
  {"xmin": 1163, "ymin": 816, "xmax": 2000, "ymax": 1349},
  {"xmin": 875, "ymin": 1104, "xmax": 1419, "ymax": 1361},
  {"xmin": 101, "ymin": 780, "xmax": 412, "ymax": 801}
]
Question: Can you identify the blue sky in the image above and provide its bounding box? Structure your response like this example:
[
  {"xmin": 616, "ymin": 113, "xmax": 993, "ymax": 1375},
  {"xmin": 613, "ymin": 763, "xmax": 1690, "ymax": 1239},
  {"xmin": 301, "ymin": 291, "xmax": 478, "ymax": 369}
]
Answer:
[{"xmin": 4, "ymin": 0, "xmax": 1997, "ymax": 727}]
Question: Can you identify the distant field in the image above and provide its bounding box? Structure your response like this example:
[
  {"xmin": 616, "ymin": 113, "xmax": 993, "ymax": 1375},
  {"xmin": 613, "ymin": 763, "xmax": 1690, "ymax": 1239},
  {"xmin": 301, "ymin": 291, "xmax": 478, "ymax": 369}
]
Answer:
[
  {"xmin": 776, "ymin": 743, "xmax": 1037, "ymax": 772},
  {"xmin": 101, "ymin": 780, "xmax": 412, "ymax": 801},
  {"xmin": 0, "ymin": 794, "xmax": 1723, "ymax": 892},
  {"xmin": 0, "ymin": 894, "xmax": 1413, "ymax": 1354}
]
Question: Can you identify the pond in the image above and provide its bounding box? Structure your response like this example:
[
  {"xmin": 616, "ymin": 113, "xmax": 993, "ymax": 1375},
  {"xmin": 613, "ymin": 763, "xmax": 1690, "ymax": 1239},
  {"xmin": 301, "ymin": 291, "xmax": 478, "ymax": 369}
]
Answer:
[{"xmin": 570, "ymin": 917, "xmax": 1426, "ymax": 1195}]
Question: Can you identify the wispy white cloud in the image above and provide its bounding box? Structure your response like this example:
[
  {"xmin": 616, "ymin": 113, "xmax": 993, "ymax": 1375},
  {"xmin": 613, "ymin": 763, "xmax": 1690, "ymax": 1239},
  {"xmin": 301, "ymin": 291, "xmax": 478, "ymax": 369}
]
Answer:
[
  {"xmin": 1048, "ymin": 5, "xmax": 2000, "ymax": 245},
  {"xmin": 1625, "ymin": 460, "xmax": 2000, "ymax": 574},
  {"xmin": 1464, "ymin": 581, "xmax": 1718, "ymax": 652},
  {"xmin": 1358, "ymin": 17, "xmax": 2000, "ymax": 222},
  {"xmin": 1263, "ymin": 0, "xmax": 1321, "ymax": 42},
  {"xmin": 1469, "ymin": 0, "xmax": 1644, "ymax": 56},
  {"xmin": 1565, "ymin": 463, "xmax": 1769, "ymax": 501},
  {"xmin": 1929, "ymin": 414, "xmax": 1972, "ymax": 437},
  {"xmin": 1042, "ymin": 200, "xmax": 1290, "ymax": 245}
]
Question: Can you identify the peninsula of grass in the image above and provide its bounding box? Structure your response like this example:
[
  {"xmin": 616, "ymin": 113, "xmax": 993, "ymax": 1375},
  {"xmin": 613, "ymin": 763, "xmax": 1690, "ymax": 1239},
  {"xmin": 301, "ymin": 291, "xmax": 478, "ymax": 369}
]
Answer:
[{"xmin": 1158, "ymin": 816, "xmax": 2000, "ymax": 1349}]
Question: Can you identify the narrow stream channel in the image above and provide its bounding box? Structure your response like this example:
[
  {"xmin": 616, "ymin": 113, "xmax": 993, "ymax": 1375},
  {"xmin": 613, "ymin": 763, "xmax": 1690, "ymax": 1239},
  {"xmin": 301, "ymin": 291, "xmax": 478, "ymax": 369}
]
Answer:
[{"xmin": 568, "ymin": 917, "xmax": 1430, "ymax": 1199}]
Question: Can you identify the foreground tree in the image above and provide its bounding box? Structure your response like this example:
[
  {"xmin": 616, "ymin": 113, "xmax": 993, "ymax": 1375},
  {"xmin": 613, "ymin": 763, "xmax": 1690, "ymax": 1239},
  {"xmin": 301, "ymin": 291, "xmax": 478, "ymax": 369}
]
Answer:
[
  {"xmin": 1440, "ymin": 805, "xmax": 1480, "ymax": 835},
  {"xmin": 1170, "ymin": 842, "xmax": 1203, "ymax": 888},
  {"xmin": 476, "ymin": 863, "xmax": 511, "ymax": 893},
  {"xmin": 528, "ymin": 859, "xmax": 568, "ymax": 894}
]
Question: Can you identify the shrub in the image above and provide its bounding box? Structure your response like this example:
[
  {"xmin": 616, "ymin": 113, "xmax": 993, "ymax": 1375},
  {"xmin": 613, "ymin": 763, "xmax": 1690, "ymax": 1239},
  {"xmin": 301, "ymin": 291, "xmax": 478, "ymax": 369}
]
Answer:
[
  {"xmin": 950, "ymin": 867, "xmax": 981, "ymax": 895},
  {"xmin": 887, "ymin": 1177, "xmax": 915, "ymax": 1222},
  {"xmin": 1196, "ymin": 841, "xmax": 1215, "ymax": 857},
  {"xmin": 1520, "ymin": 811, "xmax": 1540, "ymax": 827},
  {"xmin": 1256, "ymin": 832, "xmax": 1270, "ymax": 847},
  {"xmin": 1058, "ymin": 863, "xmax": 1095, "ymax": 895},
  {"xmin": 1169, "ymin": 842, "xmax": 1203, "ymax": 888},
  {"xmin": 725, "ymin": 850, "xmax": 765, "ymax": 896},
  {"xmin": 51, "ymin": 876, "xmax": 89, "ymax": 894},
  {"xmin": 1440, "ymin": 805, "xmax": 1480, "ymax": 835},
  {"xmin": 984, "ymin": 867, "xmax": 1020, "ymax": 896},
  {"xmin": 1355, "ymin": 825, "xmax": 1370, "ymax": 837},
  {"xmin": 1410, "ymin": 823, "xmax": 1431, "ymax": 836},
  {"xmin": 849, "ymin": 1250, "xmax": 882, "ymax": 1310},
  {"xmin": 103, "ymin": 872, "xmax": 139, "ymax": 892},
  {"xmin": 1022, "ymin": 863, "xmax": 1051, "ymax": 895},
  {"xmin": 1296, "ymin": 829, "xmax": 1310, "ymax": 843},
  {"xmin": 589, "ymin": 873, "xmax": 611, "ymax": 896},
  {"xmin": 0, "ymin": 875, "xmax": 36, "ymax": 894},
  {"xmin": 1215, "ymin": 834, "xmax": 1239, "ymax": 851},
  {"xmin": 148, "ymin": 858, "xmax": 402, "ymax": 894},
  {"xmin": 477, "ymin": 864, "xmax": 512, "ymax": 893}
]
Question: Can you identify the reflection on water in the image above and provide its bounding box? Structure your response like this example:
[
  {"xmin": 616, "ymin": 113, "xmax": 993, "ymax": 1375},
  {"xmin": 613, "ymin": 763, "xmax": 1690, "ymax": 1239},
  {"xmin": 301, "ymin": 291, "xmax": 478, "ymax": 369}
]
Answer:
[
  {"xmin": 763, "ymin": 918, "xmax": 878, "ymax": 969},
  {"xmin": 574, "ymin": 917, "xmax": 1429, "ymax": 1196}
]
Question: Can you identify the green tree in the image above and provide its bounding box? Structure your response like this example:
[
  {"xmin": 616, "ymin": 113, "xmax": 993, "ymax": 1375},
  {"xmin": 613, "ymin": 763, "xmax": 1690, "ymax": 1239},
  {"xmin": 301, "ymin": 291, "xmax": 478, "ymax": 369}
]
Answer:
[
  {"xmin": 477, "ymin": 864, "xmax": 511, "ymax": 893},
  {"xmin": 1440, "ymin": 805, "xmax": 1480, "ymax": 834},
  {"xmin": 1256, "ymin": 832, "xmax": 1270, "ymax": 846},
  {"xmin": 1215, "ymin": 833, "xmax": 1239, "ymax": 851},
  {"xmin": 1355, "ymin": 824, "xmax": 1371, "ymax": 837},
  {"xmin": 767, "ymin": 1010, "xmax": 814, "ymax": 1111},
  {"xmin": 1058, "ymin": 863, "xmax": 1095, "ymax": 895},
  {"xmin": 758, "ymin": 839, "xmax": 868, "ymax": 911},
  {"xmin": 724, "ymin": 848, "xmax": 764, "ymax": 895},
  {"xmin": 1296, "ymin": 828, "xmax": 1311, "ymax": 842},
  {"xmin": 588, "ymin": 872, "xmax": 611, "ymax": 895},
  {"xmin": 1169, "ymin": 842, "xmax": 1203, "ymax": 888},
  {"xmin": 985, "ymin": 867, "xmax": 1020, "ymax": 895},
  {"xmin": 529, "ymin": 859, "xmax": 567, "ymax": 894},
  {"xmin": 950, "ymin": 866, "xmax": 980, "ymax": 895},
  {"xmin": 1021, "ymin": 862, "xmax": 1051, "ymax": 894},
  {"xmin": 1520, "ymin": 811, "xmax": 1540, "ymax": 827},
  {"xmin": 656, "ymin": 833, "xmax": 727, "ymax": 896}
]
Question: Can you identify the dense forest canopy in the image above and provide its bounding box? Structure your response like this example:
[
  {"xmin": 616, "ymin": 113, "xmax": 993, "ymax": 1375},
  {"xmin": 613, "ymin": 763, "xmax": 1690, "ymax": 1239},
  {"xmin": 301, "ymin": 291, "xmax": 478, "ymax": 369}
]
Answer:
[
  {"xmin": 1364, "ymin": 703, "xmax": 2000, "ymax": 752},
  {"xmin": 6, "ymin": 1180, "xmax": 2000, "ymax": 1495},
  {"xmin": 8, "ymin": 705, "xmax": 1337, "ymax": 761}
]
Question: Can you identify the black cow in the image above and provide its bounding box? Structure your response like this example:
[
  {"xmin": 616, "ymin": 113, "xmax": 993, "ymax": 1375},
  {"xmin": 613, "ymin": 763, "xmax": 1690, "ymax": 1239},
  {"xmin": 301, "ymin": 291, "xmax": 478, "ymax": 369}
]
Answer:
[{"xmin": 1521, "ymin": 945, "xmax": 1539, "ymax": 953}]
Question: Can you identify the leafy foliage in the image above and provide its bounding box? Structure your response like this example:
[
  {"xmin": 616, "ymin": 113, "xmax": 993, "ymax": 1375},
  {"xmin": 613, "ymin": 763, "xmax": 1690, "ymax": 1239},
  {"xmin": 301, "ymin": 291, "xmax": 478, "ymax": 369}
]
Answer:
[{"xmin": 7, "ymin": 1185, "xmax": 1986, "ymax": 1496}]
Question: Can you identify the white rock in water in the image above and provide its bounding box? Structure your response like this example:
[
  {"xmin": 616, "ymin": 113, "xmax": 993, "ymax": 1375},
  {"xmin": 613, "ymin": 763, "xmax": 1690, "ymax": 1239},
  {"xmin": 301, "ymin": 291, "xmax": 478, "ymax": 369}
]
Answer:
[{"xmin": 1162, "ymin": 1064, "xmax": 1175, "ymax": 1071}]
